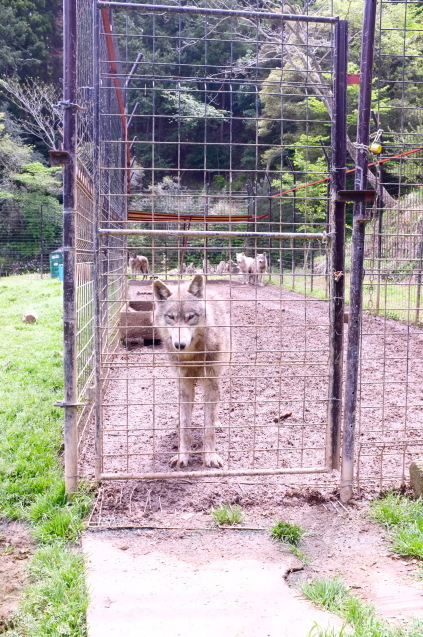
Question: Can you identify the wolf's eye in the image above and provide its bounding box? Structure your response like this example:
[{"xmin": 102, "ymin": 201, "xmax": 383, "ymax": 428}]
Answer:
[
  {"xmin": 166, "ymin": 314, "xmax": 176, "ymax": 322},
  {"xmin": 187, "ymin": 313, "xmax": 198, "ymax": 323}
]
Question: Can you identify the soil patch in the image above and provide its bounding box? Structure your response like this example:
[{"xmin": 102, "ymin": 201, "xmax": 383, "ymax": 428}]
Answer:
[{"xmin": 0, "ymin": 521, "xmax": 34, "ymax": 630}]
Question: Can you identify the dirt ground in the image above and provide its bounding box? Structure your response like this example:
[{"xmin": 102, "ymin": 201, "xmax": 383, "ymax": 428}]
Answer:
[
  {"xmin": 85, "ymin": 498, "xmax": 423, "ymax": 625},
  {"xmin": 4, "ymin": 279, "xmax": 423, "ymax": 627},
  {"xmin": 0, "ymin": 521, "xmax": 34, "ymax": 629},
  {"xmin": 80, "ymin": 278, "xmax": 423, "ymax": 623},
  {"xmin": 81, "ymin": 278, "xmax": 423, "ymax": 517}
]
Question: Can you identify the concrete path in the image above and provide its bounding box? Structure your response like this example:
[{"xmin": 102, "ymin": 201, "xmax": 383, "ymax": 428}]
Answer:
[{"xmin": 83, "ymin": 529, "xmax": 343, "ymax": 637}]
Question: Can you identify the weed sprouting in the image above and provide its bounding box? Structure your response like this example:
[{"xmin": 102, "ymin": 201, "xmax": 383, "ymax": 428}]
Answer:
[
  {"xmin": 269, "ymin": 520, "xmax": 306, "ymax": 546},
  {"xmin": 371, "ymin": 493, "xmax": 423, "ymax": 560},
  {"xmin": 211, "ymin": 504, "xmax": 244, "ymax": 525}
]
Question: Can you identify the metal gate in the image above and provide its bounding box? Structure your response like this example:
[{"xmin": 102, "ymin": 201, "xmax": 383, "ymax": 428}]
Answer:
[{"xmin": 63, "ymin": 1, "xmax": 348, "ymax": 490}]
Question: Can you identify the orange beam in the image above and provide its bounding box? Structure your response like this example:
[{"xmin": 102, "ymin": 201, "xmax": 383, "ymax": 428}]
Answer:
[{"xmin": 271, "ymin": 146, "xmax": 423, "ymax": 198}]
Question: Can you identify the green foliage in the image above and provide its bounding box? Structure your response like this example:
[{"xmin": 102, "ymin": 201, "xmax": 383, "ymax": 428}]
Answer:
[
  {"xmin": 7, "ymin": 545, "xmax": 89, "ymax": 637},
  {"xmin": 0, "ymin": 113, "xmax": 62, "ymax": 273},
  {"xmin": 371, "ymin": 493, "xmax": 423, "ymax": 560},
  {"xmin": 0, "ymin": 278, "xmax": 95, "ymax": 542},
  {"xmin": 269, "ymin": 520, "xmax": 306, "ymax": 546},
  {"xmin": 211, "ymin": 504, "xmax": 244, "ymax": 525},
  {"xmin": 302, "ymin": 575, "xmax": 423, "ymax": 637},
  {"xmin": 0, "ymin": 277, "xmax": 92, "ymax": 636},
  {"xmin": 0, "ymin": 4, "xmax": 29, "ymax": 75},
  {"xmin": 0, "ymin": 0, "xmax": 62, "ymax": 80}
]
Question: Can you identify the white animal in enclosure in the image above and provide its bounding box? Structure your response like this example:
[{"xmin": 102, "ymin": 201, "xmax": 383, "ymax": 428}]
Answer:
[
  {"xmin": 186, "ymin": 262, "xmax": 196, "ymax": 275},
  {"xmin": 236, "ymin": 252, "xmax": 255, "ymax": 284},
  {"xmin": 252, "ymin": 253, "xmax": 268, "ymax": 286},
  {"xmin": 153, "ymin": 275, "xmax": 230, "ymax": 469},
  {"xmin": 216, "ymin": 260, "xmax": 227, "ymax": 275},
  {"xmin": 128, "ymin": 254, "xmax": 149, "ymax": 279},
  {"xmin": 226, "ymin": 259, "xmax": 239, "ymax": 274}
]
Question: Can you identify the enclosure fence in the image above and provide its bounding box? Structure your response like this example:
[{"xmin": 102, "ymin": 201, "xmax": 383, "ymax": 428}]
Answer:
[{"xmin": 61, "ymin": 0, "xmax": 423, "ymax": 503}]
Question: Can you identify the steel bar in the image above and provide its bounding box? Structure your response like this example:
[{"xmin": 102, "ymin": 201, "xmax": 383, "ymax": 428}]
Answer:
[
  {"xmin": 97, "ymin": 2, "xmax": 339, "ymax": 24},
  {"xmin": 327, "ymin": 19, "xmax": 347, "ymax": 472},
  {"xmin": 341, "ymin": 0, "xmax": 377, "ymax": 503},
  {"xmin": 101, "ymin": 466, "xmax": 330, "ymax": 481},
  {"xmin": 93, "ymin": 0, "xmax": 103, "ymax": 482},
  {"xmin": 99, "ymin": 228, "xmax": 328, "ymax": 240},
  {"xmin": 63, "ymin": 0, "xmax": 78, "ymax": 496}
]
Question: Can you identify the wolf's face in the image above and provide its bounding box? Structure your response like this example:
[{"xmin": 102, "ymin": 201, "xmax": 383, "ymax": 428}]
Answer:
[
  {"xmin": 235, "ymin": 252, "xmax": 245, "ymax": 264},
  {"xmin": 153, "ymin": 275, "xmax": 205, "ymax": 350},
  {"xmin": 256, "ymin": 254, "xmax": 267, "ymax": 268}
]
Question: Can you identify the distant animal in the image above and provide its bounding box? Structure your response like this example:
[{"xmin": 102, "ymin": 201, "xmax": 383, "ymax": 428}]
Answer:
[
  {"xmin": 186, "ymin": 262, "xmax": 196, "ymax": 275},
  {"xmin": 216, "ymin": 261, "xmax": 227, "ymax": 275},
  {"xmin": 226, "ymin": 259, "xmax": 239, "ymax": 274},
  {"xmin": 153, "ymin": 274, "xmax": 230, "ymax": 469},
  {"xmin": 252, "ymin": 253, "xmax": 268, "ymax": 286},
  {"xmin": 236, "ymin": 252, "xmax": 255, "ymax": 284},
  {"xmin": 202, "ymin": 258, "xmax": 215, "ymax": 274},
  {"xmin": 128, "ymin": 254, "xmax": 149, "ymax": 279}
]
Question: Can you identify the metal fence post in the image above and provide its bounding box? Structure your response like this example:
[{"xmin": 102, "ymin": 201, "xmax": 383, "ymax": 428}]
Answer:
[
  {"xmin": 93, "ymin": 0, "xmax": 103, "ymax": 481},
  {"xmin": 328, "ymin": 19, "xmax": 348, "ymax": 471},
  {"xmin": 63, "ymin": 0, "xmax": 78, "ymax": 495},
  {"xmin": 340, "ymin": 0, "xmax": 378, "ymax": 502}
]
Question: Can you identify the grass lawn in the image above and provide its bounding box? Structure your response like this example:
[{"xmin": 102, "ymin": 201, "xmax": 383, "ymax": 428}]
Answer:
[
  {"xmin": 0, "ymin": 276, "xmax": 92, "ymax": 636},
  {"xmin": 275, "ymin": 272, "xmax": 423, "ymax": 324}
]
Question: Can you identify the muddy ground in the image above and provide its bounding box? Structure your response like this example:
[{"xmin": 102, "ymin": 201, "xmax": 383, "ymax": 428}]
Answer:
[
  {"xmin": 0, "ymin": 521, "xmax": 34, "ymax": 630},
  {"xmin": 77, "ymin": 278, "xmax": 423, "ymax": 623},
  {"xmin": 81, "ymin": 278, "xmax": 423, "ymax": 522}
]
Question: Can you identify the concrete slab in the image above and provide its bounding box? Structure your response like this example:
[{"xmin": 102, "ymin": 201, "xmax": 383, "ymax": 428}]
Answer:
[{"xmin": 83, "ymin": 530, "xmax": 343, "ymax": 637}]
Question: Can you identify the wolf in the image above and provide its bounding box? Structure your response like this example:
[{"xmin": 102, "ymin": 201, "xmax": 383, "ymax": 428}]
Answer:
[
  {"xmin": 236, "ymin": 252, "xmax": 254, "ymax": 284},
  {"xmin": 252, "ymin": 253, "xmax": 268, "ymax": 286},
  {"xmin": 128, "ymin": 254, "xmax": 149, "ymax": 279},
  {"xmin": 153, "ymin": 275, "xmax": 230, "ymax": 469}
]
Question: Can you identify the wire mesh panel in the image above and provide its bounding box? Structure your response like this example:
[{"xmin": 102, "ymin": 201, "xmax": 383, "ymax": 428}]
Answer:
[
  {"xmin": 354, "ymin": 0, "xmax": 423, "ymax": 491},
  {"xmin": 89, "ymin": 2, "xmax": 346, "ymax": 481}
]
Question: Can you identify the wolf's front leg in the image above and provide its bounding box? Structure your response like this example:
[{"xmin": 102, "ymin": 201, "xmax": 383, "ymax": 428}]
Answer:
[
  {"xmin": 170, "ymin": 377, "xmax": 195, "ymax": 468},
  {"xmin": 202, "ymin": 377, "xmax": 223, "ymax": 468}
]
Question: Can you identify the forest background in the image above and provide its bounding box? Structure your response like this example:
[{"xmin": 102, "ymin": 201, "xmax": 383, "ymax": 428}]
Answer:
[{"xmin": 1, "ymin": 0, "xmax": 423, "ymax": 274}]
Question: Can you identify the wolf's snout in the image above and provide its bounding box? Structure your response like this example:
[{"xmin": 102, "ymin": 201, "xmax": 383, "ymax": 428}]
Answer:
[{"xmin": 174, "ymin": 341, "xmax": 186, "ymax": 350}]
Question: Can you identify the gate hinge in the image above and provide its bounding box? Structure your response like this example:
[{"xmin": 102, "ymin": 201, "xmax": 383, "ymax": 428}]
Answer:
[{"xmin": 54, "ymin": 400, "xmax": 88, "ymax": 408}]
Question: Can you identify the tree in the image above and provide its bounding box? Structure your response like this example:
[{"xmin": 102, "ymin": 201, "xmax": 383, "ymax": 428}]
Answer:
[
  {"xmin": 0, "ymin": 0, "xmax": 62, "ymax": 81},
  {"xmin": 0, "ymin": 112, "xmax": 62, "ymax": 274},
  {"xmin": 0, "ymin": 77, "xmax": 63, "ymax": 150}
]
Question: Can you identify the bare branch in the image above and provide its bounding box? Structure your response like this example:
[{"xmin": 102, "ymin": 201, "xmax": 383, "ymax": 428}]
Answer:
[{"xmin": 0, "ymin": 78, "xmax": 63, "ymax": 150}]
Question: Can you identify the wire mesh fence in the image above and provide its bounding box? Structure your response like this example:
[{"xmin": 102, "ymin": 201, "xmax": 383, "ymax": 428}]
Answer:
[
  {"xmin": 56, "ymin": 0, "xmax": 423, "ymax": 504},
  {"xmin": 85, "ymin": 2, "xmax": 345, "ymax": 483}
]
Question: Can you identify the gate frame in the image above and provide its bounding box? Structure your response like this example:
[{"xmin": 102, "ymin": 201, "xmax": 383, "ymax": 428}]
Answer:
[{"xmin": 62, "ymin": 0, "xmax": 348, "ymax": 493}]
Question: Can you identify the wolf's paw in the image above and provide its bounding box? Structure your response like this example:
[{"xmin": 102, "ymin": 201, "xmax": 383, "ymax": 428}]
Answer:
[
  {"xmin": 204, "ymin": 452, "xmax": 223, "ymax": 469},
  {"xmin": 170, "ymin": 453, "xmax": 190, "ymax": 469}
]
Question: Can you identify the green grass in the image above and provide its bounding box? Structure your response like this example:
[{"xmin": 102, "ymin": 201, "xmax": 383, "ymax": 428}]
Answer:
[
  {"xmin": 302, "ymin": 576, "xmax": 423, "ymax": 637},
  {"xmin": 276, "ymin": 272, "xmax": 422, "ymax": 324},
  {"xmin": 211, "ymin": 503, "xmax": 244, "ymax": 525},
  {"xmin": 269, "ymin": 519, "xmax": 308, "ymax": 562},
  {"xmin": 0, "ymin": 276, "xmax": 92, "ymax": 635},
  {"xmin": 371, "ymin": 493, "xmax": 423, "ymax": 560},
  {"xmin": 6, "ymin": 545, "xmax": 88, "ymax": 637},
  {"xmin": 269, "ymin": 520, "xmax": 306, "ymax": 546}
]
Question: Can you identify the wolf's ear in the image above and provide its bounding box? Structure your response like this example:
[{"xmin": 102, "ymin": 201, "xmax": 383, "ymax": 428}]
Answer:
[
  {"xmin": 153, "ymin": 280, "xmax": 172, "ymax": 301},
  {"xmin": 188, "ymin": 274, "xmax": 204, "ymax": 298}
]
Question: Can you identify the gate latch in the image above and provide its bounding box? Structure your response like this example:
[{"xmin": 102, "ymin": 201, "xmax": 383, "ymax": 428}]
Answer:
[
  {"xmin": 53, "ymin": 100, "xmax": 88, "ymax": 112},
  {"xmin": 54, "ymin": 400, "xmax": 88, "ymax": 408}
]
